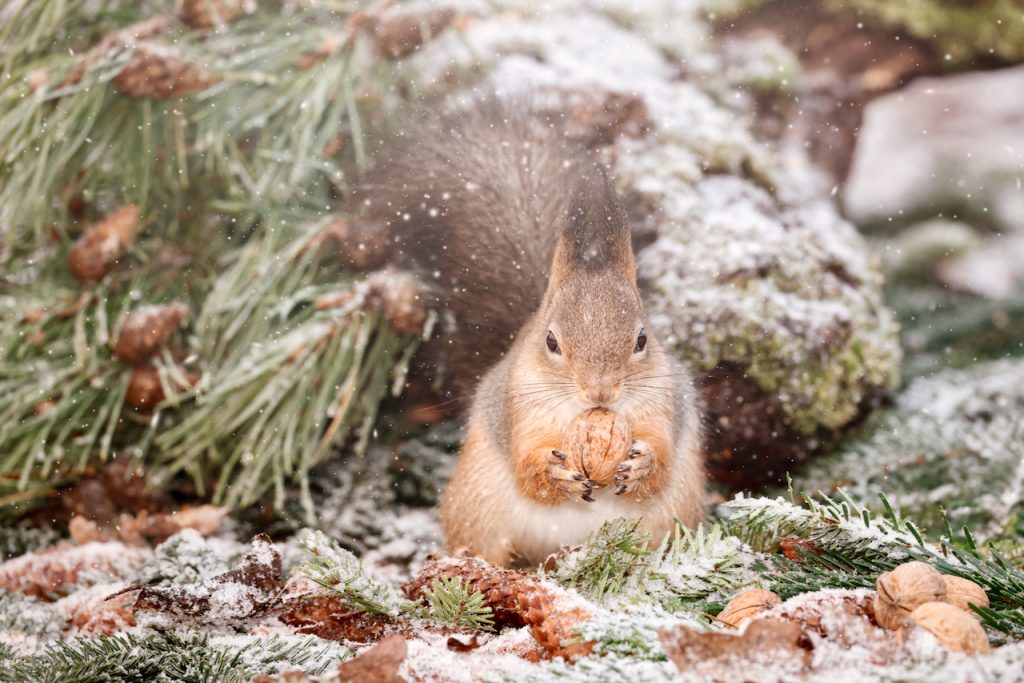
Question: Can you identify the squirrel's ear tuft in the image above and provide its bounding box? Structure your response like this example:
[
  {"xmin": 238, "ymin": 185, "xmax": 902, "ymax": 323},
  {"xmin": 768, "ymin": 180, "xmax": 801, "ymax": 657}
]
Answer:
[{"xmin": 555, "ymin": 164, "xmax": 635, "ymax": 279}]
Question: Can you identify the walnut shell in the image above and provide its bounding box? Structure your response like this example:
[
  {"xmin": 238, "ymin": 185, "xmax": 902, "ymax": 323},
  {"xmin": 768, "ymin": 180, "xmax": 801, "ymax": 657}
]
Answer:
[
  {"xmin": 909, "ymin": 602, "xmax": 991, "ymax": 654},
  {"xmin": 717, "ymin": 589, "xmax": 781, "ymax": 628},
  {"xmin": 874, "ymin": 561, "xmax": 947, "ymax": 630},
  {"xmin": 562, "ymin": 408, "xmax": 632, "ymax": 486},
  {"xmin": 943, "ymin": 575, "xmax": 989, "ymax": 615}
]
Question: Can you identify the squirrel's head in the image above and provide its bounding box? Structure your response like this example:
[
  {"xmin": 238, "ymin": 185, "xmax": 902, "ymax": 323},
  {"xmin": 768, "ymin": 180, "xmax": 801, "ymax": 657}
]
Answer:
[{"xmin": 531, "ymin": 165, "xmax": 657, "ymax": 408}]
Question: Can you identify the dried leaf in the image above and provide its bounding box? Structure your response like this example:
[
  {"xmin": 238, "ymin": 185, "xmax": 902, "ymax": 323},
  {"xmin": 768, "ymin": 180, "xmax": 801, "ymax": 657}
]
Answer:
[{"xmin": 336, "ymin": 634, "xmax": 406, "ymax": 683}]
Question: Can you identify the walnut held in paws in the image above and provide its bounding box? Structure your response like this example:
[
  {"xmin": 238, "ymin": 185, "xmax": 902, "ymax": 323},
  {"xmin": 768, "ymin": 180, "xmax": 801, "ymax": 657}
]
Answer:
[
  {"xmin": 561, "ymin": 408, "xmax": 632, "ymax": 487},
  {"xmin": 874, "ymin": 561, "xmax": 947, "ymax": 630}
]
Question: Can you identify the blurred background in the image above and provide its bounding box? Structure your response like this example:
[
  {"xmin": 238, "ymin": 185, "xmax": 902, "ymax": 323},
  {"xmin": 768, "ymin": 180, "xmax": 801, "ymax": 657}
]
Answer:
[
  {"xmin": 2, "ymin": 1, "xmax": 1024, "ymax": 680},
  {"xmin": 1, "ymin": 0, "xmax": 1022, "ymax": 575}
]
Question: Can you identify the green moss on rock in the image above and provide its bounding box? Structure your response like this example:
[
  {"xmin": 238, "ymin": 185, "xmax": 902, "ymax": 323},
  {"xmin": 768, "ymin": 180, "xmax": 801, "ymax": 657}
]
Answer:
[{"xmin": 829, "ymin": 0, "xmax": 1024, "ymax": 65}]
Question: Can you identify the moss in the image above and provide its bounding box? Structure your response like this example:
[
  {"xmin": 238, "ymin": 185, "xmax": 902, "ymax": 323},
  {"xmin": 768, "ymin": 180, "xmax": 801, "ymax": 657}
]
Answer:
[{"xmin": 828, "ymin": 0, "xmax": 1024, "ymax": 65}]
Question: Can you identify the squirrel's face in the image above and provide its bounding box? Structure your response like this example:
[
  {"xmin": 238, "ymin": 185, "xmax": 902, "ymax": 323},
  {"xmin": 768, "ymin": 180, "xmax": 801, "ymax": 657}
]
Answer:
[{"xmin": 533, "ymin": 270, "xmax": 655, "ymax": 408}]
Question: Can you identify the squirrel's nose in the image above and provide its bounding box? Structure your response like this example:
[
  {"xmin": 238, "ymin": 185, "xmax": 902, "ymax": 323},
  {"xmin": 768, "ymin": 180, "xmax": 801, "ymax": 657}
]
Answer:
[{"xmin": 583, "ymin": 381, "xmax": 621, "ymax": 406}]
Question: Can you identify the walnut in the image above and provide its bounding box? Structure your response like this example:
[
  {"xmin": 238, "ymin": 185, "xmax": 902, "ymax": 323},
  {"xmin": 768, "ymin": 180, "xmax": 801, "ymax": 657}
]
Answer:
[
  {"xmin": 943, "ymin": 575, "xmax": 989, "ymax": 615},
  {"xmin": 717, "ymin": 589, "xmax": 781, "ymax": 628},
  {"xmin": 874, "ymin": 561, "xmax": 947, "ymax": 630},
  {"xmin": 562, "ymin": 408, "xmax": 632, "ymax": 486},
  {"xmin": 908, "ymin": 602, "xmax": 991, "ymax": 654}
]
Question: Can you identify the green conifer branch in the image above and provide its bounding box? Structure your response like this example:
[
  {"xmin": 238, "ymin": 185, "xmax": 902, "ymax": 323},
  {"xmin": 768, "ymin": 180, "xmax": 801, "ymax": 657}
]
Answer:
[{"xmin": 423, "ymin": 576, "xmax": 496, "ymax": 632}]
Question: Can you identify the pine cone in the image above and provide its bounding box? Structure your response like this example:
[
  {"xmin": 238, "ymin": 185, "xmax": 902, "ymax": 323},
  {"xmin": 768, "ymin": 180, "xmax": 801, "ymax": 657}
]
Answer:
[
  {"xmin": 404, "ymin": 557, "xmax": 531, "ymax": 630},
  {"xmin": 179, "ymin": 0, "xmax": 250, "ymax": 29},
  {"xmin": 321, "ymin": 217, "xmax": 391, "ymax": 271},
  {"xmin": 362, "ymin": 5, "xmax": 456, "ymax": 59},
  {"xmin": 112, "ymin": 303, "xmax": 189, "ymax": 365},
  {"xmin": 68, "ymin": 205, "xmax": 141, "ymax": 282},
  {"xmin": 114, "ymin": 42, "xmax": 218, "ymax": 98},
  {"xmin": 0, "ymin": 542, "xmax": 149, "ymax": 600},
  {"xmin": 362, "ymin": 269, "xmax": 428, "ymax": 335},
  {"xmin": 316, "ymin": 269, "xmax": 427, "ymax": 336},
  {"xmin": 403, "ymin": 557, "xmax": 595, "ymax": 659},
  {"xmin": 515, "ymin": 581, "xmax": 595, "ymax": 660},
  {"xmin": 125, "ymin": 366, "xmax": 165, "ymax": 409}
]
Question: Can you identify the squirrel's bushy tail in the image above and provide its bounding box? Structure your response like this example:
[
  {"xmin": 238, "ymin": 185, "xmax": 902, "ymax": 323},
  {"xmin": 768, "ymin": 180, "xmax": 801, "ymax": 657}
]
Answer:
[{"xmin": 358, "ymin": 98, "xmax": 608, "ymax": 385}]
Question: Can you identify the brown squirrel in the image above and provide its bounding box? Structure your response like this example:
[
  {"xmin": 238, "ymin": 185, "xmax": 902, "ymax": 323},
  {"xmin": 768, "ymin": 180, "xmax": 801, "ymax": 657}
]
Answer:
[{"xmin": 360, "ymin": 100, "xmax": 704, "ymax": 567}]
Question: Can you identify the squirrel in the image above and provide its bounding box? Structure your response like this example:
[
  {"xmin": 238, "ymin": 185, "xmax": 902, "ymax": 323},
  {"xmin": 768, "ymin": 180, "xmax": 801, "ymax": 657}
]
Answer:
[{"xmin": 359, "ymin": 99, "xmax": 705, "ymax": 567}]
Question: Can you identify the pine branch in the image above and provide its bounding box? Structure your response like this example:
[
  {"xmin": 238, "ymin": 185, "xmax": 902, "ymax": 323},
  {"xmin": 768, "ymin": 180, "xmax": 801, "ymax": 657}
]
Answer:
[
  {"xmin": 153, "ymin": 224, "xmax": 416, "ymax": 513},
  {"xmin": 0, "ymin": 2, "xmax": 383, "ymax": 247},
  {"xmin": 423, "ymin": 576, "xmax": 496, "ymax": 632}
]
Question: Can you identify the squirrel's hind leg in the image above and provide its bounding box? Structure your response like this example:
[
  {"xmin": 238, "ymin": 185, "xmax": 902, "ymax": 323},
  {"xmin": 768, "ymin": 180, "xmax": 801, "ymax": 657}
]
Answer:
[{"xmin": 440, "ymin": 423, "xmax": 519, "ymax": 566}]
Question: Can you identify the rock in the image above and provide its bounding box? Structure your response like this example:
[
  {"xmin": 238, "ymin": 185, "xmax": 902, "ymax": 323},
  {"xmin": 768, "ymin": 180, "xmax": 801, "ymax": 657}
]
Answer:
[
  {"xmin": 845, "ymin": 66, "xmax": 1024, "ymax": 234},
  {"xmin": 401, "ymin": 0, "xmax": 901, "ymax": 486},
  {"xmin": 935, "ymin": 235, "xmax": 1024, "ymax": 300}
]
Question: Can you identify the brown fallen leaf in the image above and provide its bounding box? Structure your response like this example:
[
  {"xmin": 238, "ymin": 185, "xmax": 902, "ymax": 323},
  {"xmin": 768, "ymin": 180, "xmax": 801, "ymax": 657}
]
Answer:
[
  {"xmin": 337, "ymin": 634, "xmax": 407, "ymax": 683},
  {"xmin": 447, "ymin": 634, "xmax": 483, "ymax": 652},
  {"xmin": 658, "ymin": 619, "xmax": 810, "ymax": 679},
  {"xmin": 69, "ymin": 505, "xmax": 227, "ymax": 547},
  {"xmin": 116, "ymin": 535, "xmax": 282, "ymax": 619}
]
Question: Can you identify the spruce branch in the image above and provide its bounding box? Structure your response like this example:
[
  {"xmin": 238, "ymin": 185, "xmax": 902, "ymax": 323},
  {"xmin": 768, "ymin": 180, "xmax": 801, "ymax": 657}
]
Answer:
[
  {"xmin": 423, "ymin": 576, "xmax": 496, "ymax": 632},
  {"xmin": 723, "ymin": 492, "xmax": 1024, "ymax": 636},
  {"xmin": 549, "ymin": 519, "xmax": 651, "ymax": 601},
  {"xmin": 297, "ymin": 529, "xmax": 412, "ymax": 618},
  {"xmin": 3, "ymin": 631, "xmax": 345, "ymax": 683},
  {"xmin": 547, "ymin": 521, "xmax": 753, "ymax": 613}
]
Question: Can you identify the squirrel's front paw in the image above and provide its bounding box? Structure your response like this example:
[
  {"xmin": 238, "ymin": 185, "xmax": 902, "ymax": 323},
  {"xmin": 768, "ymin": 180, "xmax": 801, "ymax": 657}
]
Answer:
[
  {"xmin": 615, "ymin": 440, "xmax": 654, "ymax": 496},
  {"xmin": 547, "ymin": 450, "xmax": 596, "ymax": 503}
]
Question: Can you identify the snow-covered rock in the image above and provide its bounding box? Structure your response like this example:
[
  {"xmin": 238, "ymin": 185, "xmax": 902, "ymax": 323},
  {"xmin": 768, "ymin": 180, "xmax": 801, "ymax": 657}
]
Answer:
[
  {"xmin": 845, "ymin": 65, "xmax": 1024, "ymax": 234},
  {"xmin": 402, "ymin": 0, "xmax": 901, "ymax": 484}
]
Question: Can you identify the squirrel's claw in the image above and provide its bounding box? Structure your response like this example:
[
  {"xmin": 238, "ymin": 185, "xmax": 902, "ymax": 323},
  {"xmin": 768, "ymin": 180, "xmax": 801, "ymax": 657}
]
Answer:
[
  {"xmin": 546, "ymin": 453, "xmax": 595, "ymax": 502},
  {"xmin": 615, "ymin": 440, "xmax": 654, "ymax": 495}
]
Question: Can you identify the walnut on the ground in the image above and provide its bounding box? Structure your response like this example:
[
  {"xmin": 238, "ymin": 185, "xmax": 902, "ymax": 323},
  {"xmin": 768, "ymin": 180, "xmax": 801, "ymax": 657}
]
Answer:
[
  {"xmin": 717, "ymin": 588, "xmax": 781, "ymax": 628},
  {"xmin": 874, "ymin": 561, "xmax": 947, "ymax": 630},
  {"xmin": 906, "ymin": 601, "xmax": 991, "ymax": 654}
]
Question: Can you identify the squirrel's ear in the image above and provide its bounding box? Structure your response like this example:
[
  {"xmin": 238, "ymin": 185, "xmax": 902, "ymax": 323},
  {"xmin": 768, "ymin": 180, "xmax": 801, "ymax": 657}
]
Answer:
[{"xmin": 551, "ymin": 164, "xmax": 635, "ymax": 283}]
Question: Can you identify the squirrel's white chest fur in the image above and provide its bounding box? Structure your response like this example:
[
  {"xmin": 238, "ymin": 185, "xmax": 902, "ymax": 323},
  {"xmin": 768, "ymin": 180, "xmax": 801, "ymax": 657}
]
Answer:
[{"xmin": 505, "ymin": 489, "xmax": 655, "ymax": 561}]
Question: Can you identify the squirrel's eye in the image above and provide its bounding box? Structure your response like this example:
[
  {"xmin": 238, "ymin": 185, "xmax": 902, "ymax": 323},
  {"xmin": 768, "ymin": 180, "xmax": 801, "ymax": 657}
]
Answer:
[
  {"xmin": 635, "ymin": 328, "xmax": 647, "ymax": 353},
  {"xmin": 546, "ymin": 330, "xmax": 561, "ymax": 355}
]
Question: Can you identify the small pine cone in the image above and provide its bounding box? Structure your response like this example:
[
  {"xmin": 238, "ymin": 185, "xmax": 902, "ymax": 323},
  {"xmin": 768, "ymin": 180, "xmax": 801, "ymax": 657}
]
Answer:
[
  {"xmin": 364, "ymin": 5, "xmax": 456, "ymax": 59},
  {"xmin": 363, "ymin": 269, "xmax": 428, "ymax": 335},
  {"xmin": 322, "ymin": 217, "xmax": 391, "ymax": 271},
  {"xmin": 404, "ymin": 557, "xmax": 531, "ymax": 629},
  {"xmin": 112, "ymin": 303, "xmax": 189, "ymax": 365},
  {"xmin": 68, "ymin": 205, "xmax": 141, "ymax": 282},
  {"xmin": 179, "ymin": 0, "xmax": 250, "ymax": 29},
  {"xmin": 114, "ymin": 42, "xmax": 218, "ymax": 98},
  {"xmin": 125, "ymin": 366, "xmax": 165, "ymax": 409}
]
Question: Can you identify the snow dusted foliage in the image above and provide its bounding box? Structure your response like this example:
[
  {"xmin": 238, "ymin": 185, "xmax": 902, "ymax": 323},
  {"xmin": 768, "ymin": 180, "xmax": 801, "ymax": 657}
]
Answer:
[
  {"xmin": 400, "ymin": 0, "xmax": 901, "ymax": 469},
  {"xmin": 794, "ymin": 359, "xmax": 1024, "ymax": 541}
]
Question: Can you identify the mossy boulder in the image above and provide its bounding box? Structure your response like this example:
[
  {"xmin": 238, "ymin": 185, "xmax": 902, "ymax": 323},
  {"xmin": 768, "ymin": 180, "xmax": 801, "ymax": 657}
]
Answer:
[{"xmin": 401, "ymin": 0, "xmax": 901, "ymax": 487}]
